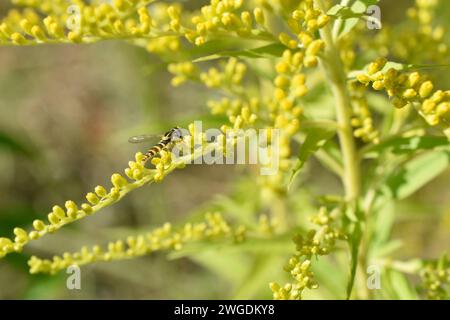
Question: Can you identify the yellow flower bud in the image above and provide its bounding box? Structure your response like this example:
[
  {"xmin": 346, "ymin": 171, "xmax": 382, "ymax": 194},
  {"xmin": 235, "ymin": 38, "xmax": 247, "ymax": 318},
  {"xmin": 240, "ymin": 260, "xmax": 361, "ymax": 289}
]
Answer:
[
  {"xmin": 298, "ymin": 32, "xmax": 313, "ymax": 47},
  {"xmin": 436, "ymin": 102, "xmax": 450, "ymax": 116},
  {"xmin": 19, "ymin": 19, "xmax": 32, "ymax": 34},
  {"xmin": 14, "ymin": 228, "xmax": 29, "ymax": 243},
  {"xmin": 274, "ymin": 75, "xmax": 290, "ymax": 88},
  {"xmin": 292, "ymin": 52, "xmax": 304, "ymax": 67},
  {"xmin": 292, "ymin": 10, "xmax": 305, "ymax": 21},
  {"xmin": 86, "ymin": 192, "xmax": 100, "ymax": 205},
  {"xmin": 357, "ymin": 74, "xmax": 371, "ymax": 84},
  {"xmin": 274, "ymin": 88, "xmax": 286, "ymax": 101},
  {"xmin": 111, "ymin": 173, "xmax": 128, "ymax": 188},
  {"xmin": 294, "ymin": 85, "xmax": 308, "ymax": 97},
  {"xmin": 29, "ymin": 231, "xmax": 40, "ymax": 240},
  {"xmin": 32, "ymin": 220, "xmax": 46, "ymax": 231},
  {"xmin": 422, "ymin": 100, "xmax": 436, "ymax": 113},
  {"xmin": 372, "ymin": 80, "xmax": 384, "ymax": 91},
  {"xmin": 241, "ymin": 11, "xmax": 252, "ymax": 27},
  {"xmin": 408, "ymin": 72, "xmax": 421, "ymax": 87},
  {"xmin": 281, "ymin": 99, "xmax": 293, "ymax": 110},
  {"xmin": 253, "ymin": 8, "xmax": 265, "ymax": 25},
  {"xmin": 317, "ymin": 15, "xmax": 330, "ymax": 28},
  {"xmin": 11, "ymin": 33, "xmax": 27, "ymax": 45},
  {"xmin": 48, "ymin": 213, "xmax": 60, "ymax": 225},
  {"xmin": 81, "ymin": 203, "xmax": 93, "ymax": 214},
  {"xmin": 195, "ymin": 36, "xmax": 205, "ymax": 46},
  {"xmin": 276, "ymin": 61, "xmax": 290, "ymax": 74},
  {"xmin": 279, "ymin": 32, "xmax": 296, "ymax": 48},
  {"xmin": 392, "ymin": 97, "xmax": 408, "ymax": 109},
  {"xmin": 52, "ymin": 205, "xmax": 66, "ymax": 219},
  {"xmin": 419, "ymin": 81, "xmax": 434, "ymax": 98},
  {"xmin": 306, "ymin": 40, "xmax": 324, "ymax": 56},
  {"xmin": 303, "ymin": 56, "xmax": 317, "ymax": 68},
  {"xmin": 367, "ymin": 57, "xmax": 387, "ymax": 75}
]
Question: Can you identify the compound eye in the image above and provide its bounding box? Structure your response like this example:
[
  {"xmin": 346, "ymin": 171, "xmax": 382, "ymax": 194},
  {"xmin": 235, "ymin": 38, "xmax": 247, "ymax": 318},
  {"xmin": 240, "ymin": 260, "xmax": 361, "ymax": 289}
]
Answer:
[{"xmin": 171, "ymin": 129, "xmax": 183, "ymax": 141}]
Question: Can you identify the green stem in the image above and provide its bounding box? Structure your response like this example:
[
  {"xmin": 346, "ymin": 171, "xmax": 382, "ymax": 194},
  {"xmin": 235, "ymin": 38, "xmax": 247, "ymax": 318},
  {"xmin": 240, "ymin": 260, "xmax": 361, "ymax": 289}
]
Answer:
[
  {"xmin": 332, "ymin": 0, "xmax": 353, "ymax": 40},
  {"xmin": 317, "ymin": 0, "xmax": 364, "ymax": 299},
  {"xmin": 318, "ymin": 16, "xmax": 361, "ymax": 202}
]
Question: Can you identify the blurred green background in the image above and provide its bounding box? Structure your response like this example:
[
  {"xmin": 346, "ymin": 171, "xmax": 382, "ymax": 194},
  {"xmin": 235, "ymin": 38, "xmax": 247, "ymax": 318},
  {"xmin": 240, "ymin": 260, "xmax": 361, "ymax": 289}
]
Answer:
[{"xmin": 0, "ymin": 0, "xmax": 449, "ymax": 299}]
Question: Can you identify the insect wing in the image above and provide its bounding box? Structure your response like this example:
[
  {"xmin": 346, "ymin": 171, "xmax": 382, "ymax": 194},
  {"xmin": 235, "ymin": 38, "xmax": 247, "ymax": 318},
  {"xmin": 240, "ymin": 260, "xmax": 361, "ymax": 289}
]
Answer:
[
  {"xmin": 170, "ymin": 128, "xmax": 184, "ymax": 142},
  {"xmin": 128, "ymin": 134, "xmax": 161, "ymax": 144}
]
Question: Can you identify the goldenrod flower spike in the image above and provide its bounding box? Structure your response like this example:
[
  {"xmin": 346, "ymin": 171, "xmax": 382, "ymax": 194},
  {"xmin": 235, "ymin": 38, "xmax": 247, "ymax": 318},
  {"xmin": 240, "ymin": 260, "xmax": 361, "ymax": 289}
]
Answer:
[
  {"xmin": 356, "ymin": 61, "xmax": 450, "ymax": 138},
  {"xmin": 270, "ymin": 207, "xmax": 346, "ymax": 300},
  {"xmin": 0, "ymin": 153, "xmax": 143, "ymax": 259},
  {"xmin": 28, "ymin": 212, "xmax": 277, "ymax": 275},
  {"xmin": 3, "ymin": 0, "xmax": 450, "ymax": 300},
  {"xmin": 348, "ymin": 81, "xmax": 381, "ymax": 144},
  {"xmin": 0, "ymin": 130, "xmax": 229, "ymax": 261},
  {"xmin": 420, "ymin": 254, "xmax": 450, "ymax": 300}
]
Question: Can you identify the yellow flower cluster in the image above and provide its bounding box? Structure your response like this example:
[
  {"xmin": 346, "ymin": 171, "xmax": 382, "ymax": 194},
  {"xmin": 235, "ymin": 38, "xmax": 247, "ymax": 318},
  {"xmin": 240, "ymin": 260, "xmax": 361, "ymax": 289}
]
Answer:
[
  {"xmin": 420, "ymin": 254, "xmax": 450, "ymax": 300},
  {"xmin": 260, "ymin": 44, "xmax": 327, "ymax": 197},
  {"xmin": 166, "ymin": 0, "xmax": 272, "ymax": 46},
  {"xmin": 0, "ymin": 153, "xmax": 152, "ymax": 259},
  {"xmin": 209, "ymin": 97, "xmax": 259, "ymax": 127},
  {"xmin": 11, "ymin": 0, "xmax": 78, "ymax": 15},
  {"xmin": 169, "ymin": 58, "xmax": 259, "ymax": 132},
  {"xmin": 169, "ymin": 58, "xmax": 248, "ymax": 90},
  {"xmin": 359, "ymin": 0, "xmax": 448, "ymax": 65},
  {"xmin": 168, "ymin": 61, "xmax": 200, "ymax": 86},
  {"xmin": 200, "ymin": 57, "xmax": 247, "ymax": 89},
  {"xmin": 397, "ymin": 0, "xmax": 448, "ymax": 64},
  {"xmin": 278, "ymin": 0, "xmax": 329, "ymax": 52},
  {"xmin": 168, "ymin": 45, "xmax": 328, "ymax": 205},
  {"xmin": 0, "ymin": 137, "xmax": 205, "ymax": 261},
  {"xmin": 173, "ymin": 48, "xmax": 326, "ymax": 199},
  {"xmin": 143, "ymin": 3, "xmax": 182, "ymax": 54},
  {"xmin": 270, "ymin": 207, "xmax": 346, "ymax": 300},
  {"xmin": 28, "ymin": 212, "xmax": 250, "ymax": 274},
  {"xmin": 146, "ymin": 35, "xmax": 181, "ymax": 53},
  {"xmin": 0, "ymin": 1, "xmax": 159, "ymax": 45},
  {"xmin": 257, "ymin": 214, "xmax": 280, "ymax": 236},
  {"xmin": 335, "ymin": 20, "xmax": 370, "ymax": 71},
  {"xmin": 1, "ymin": 115, "xmax": 249, "ymax": 265},
  {"xmin": 349, "ymin": 81, "xmax": 380, "ymax": 144},
  {"xmin": 357, "ymin": 58, "xmax": 450, "ymax": 138}
]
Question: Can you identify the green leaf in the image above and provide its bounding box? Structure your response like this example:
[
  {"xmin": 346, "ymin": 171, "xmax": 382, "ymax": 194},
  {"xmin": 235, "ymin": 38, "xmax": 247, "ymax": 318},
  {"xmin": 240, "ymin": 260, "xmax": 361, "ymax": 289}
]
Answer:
[
  {"xmin": 387, "ymin": 270, "xmax": 419, "ymax": 300},
  {"xmin": 168, "ymin": 234, "xmax": 295, "ymax": 260},
  {"xmin": 311, "ymin": 257, "xmax": 347, "ymax": 299},
  {"xmin": 0, "ymin": 131, "xmax": 35, "ymax": 157},
  {"xmin": 288, "ymin": 127, "xmax": 337, "ymax": 190},
  {"xmin": 346, "ymin": 219, "xmax": 363, "ymax": 299},
  {"xmin": 372, "ymin": 240, "xmax": 403, "ymax": 258},
  {"xmin": 331, "ymin": 0, "xmax": 380, "ymax": 38},
  {"xmin": 233, "ymin": 255, "xmax": 285, "ymax": 299},
  {"xmin": 371, "ymin": 196, "xmax": 395, "ymax": 248},
  {"xmin": 24, "ymin": 274, "xmax": 66, "ymax": 299},
  {"xmin": 184, "ymin": 39, "xmax": 237, "ymax": 58},
  {"xmin": 343, "ymin": 203, "xmax": 365, "ymax": 300},
  {"xmin": 314, "ymin": 140, "xmax": 344, "ymax": 177},
  {"xmin": 383, "ymin": 150, "xmax": 450, "ymax": 199},
  {"xmin": 189, "ymin": 251, "xmax": 249, "ymax": 286},
  {"xmin": 363, "ymin": 135, "xmax": 450, "ymax": 159},
  {"xmin": 192, "ymin": 43, "xmax": 288, "ymax": 62}
]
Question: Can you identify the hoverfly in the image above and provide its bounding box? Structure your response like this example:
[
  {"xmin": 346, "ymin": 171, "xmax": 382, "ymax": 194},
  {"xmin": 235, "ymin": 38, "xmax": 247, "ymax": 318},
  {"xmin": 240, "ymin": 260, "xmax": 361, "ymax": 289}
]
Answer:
[{"xmin": 129, "ymin": 126, "xmax": 184, "ymax": 163}]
